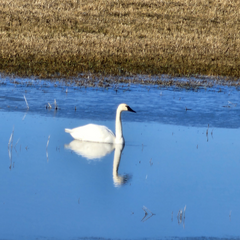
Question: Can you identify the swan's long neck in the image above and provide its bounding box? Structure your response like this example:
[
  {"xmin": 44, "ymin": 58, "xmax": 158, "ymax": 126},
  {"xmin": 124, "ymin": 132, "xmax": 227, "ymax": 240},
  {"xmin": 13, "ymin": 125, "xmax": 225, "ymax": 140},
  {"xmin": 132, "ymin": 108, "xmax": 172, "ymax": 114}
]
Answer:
[{"xmin": 115, "ymin": 108, "xmax": 124, "ymax": 143}]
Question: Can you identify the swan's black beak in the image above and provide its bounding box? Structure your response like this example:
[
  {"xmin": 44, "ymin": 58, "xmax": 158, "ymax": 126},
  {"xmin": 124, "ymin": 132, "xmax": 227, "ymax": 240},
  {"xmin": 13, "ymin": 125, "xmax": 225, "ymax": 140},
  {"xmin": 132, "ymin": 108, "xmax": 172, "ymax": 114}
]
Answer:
[{"xmin": 127, "ymin": 106, "xmax": 136, "ymax": 113}]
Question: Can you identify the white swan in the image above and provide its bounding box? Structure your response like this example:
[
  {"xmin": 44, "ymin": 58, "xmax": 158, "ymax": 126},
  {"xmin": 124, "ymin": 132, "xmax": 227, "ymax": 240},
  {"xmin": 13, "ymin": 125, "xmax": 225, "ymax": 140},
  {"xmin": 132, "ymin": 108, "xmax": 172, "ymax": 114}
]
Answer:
[{"xmin": 65, "ymin": 103, "xmax": 136, "ymax": 144}]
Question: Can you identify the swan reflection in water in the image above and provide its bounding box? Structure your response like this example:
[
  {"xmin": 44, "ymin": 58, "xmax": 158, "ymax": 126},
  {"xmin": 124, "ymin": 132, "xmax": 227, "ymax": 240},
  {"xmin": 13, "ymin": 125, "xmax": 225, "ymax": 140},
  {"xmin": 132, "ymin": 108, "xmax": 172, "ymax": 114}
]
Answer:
[{"xmin": 64, "ymin": 140, "xmax": 131, "ymax": 187}]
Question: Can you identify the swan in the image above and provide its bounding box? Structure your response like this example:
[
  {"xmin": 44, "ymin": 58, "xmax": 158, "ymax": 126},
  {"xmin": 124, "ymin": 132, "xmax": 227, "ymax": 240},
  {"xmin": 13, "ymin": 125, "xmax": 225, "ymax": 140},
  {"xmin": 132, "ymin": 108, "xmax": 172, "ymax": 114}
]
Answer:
[{"xmin": 65, "ymin": 103, "xmax": 136, "ymax": 144}]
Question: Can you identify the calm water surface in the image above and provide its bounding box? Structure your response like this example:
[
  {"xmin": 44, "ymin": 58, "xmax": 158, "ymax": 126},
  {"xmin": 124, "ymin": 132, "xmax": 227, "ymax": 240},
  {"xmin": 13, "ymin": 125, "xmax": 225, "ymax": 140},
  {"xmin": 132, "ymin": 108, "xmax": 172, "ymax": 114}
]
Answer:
[{"xmin": 0, "ymin": 78, "xmax": 240, "ymax": 240}]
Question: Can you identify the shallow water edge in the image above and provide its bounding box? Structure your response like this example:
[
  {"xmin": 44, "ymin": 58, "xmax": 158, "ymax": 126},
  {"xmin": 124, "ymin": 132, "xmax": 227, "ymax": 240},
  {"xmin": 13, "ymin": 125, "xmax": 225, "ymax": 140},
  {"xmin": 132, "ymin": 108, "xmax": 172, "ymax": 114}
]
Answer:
[
  {"xmin": 0, "ymin": 76, "xmax": 240, "ymax": 128},
  {"xmin": 1, "ymin": 76, "xmax": 240, "ymax": 240}
]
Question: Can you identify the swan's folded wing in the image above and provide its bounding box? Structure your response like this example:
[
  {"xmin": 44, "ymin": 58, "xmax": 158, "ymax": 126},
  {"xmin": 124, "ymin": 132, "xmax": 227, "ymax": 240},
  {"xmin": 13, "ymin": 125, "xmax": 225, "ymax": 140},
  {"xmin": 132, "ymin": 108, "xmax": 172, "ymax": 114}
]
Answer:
[{"xmin": 68, "ymin": 124, "xmax": 115, "ymax": 143}]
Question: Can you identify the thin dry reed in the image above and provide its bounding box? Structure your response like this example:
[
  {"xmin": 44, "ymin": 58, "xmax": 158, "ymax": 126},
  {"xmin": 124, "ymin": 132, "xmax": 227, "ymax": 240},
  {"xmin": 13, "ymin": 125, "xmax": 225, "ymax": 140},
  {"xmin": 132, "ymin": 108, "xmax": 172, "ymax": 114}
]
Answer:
[{"xmin": 1, "ymin": 0, "xmax": 240, "ymax": 78}]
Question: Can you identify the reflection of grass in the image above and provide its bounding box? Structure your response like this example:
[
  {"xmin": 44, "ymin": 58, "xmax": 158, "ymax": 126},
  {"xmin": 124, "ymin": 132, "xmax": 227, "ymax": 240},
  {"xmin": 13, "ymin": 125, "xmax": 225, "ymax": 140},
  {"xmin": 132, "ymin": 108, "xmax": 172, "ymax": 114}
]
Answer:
[{"xmin": 1, "ymin": 0, "xmax": 240, "ymax": 78}]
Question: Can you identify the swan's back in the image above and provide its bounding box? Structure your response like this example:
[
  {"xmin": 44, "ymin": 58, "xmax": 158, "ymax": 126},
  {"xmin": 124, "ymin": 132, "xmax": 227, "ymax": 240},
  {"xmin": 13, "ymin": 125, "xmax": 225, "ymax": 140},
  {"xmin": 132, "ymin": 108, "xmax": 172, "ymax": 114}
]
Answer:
[{"xmin": 65, "ymin": 124, "xmax": 115, "ymax": 143}]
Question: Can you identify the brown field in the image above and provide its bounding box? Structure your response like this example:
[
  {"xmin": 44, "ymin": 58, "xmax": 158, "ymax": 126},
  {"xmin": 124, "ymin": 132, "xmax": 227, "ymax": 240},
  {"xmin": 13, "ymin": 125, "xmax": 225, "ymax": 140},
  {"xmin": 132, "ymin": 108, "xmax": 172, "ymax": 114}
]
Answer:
[{"xmin": 1, "ymin": 0, "xmax": 240, "ymax": 78}]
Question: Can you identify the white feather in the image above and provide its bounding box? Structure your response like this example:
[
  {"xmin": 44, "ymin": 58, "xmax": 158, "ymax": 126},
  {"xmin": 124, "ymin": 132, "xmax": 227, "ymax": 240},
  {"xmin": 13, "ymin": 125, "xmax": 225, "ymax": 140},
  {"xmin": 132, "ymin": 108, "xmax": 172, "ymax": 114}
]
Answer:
[{"xmin": 65, "ymin": 103, "xmax": 136, "ymax": 144}]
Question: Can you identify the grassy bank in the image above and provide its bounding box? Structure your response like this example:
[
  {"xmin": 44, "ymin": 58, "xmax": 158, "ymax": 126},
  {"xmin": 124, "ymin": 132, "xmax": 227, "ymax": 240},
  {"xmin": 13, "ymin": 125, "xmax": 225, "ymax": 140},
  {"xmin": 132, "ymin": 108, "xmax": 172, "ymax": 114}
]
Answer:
[{"xmin": 1, "ymin": 0, "xmax": 240, "ymax": 78}]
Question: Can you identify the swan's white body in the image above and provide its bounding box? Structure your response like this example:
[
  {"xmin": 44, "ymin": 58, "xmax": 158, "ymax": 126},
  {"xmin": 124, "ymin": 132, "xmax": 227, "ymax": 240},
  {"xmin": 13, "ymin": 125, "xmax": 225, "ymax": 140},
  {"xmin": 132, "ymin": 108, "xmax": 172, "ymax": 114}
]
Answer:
[
  {"xmin": 65, "ymin": 103, "xmax": 136, "ymax": 144},
  {"xmin": 65, "ymin": 124, "xmax": 115, "ymax": 143}
]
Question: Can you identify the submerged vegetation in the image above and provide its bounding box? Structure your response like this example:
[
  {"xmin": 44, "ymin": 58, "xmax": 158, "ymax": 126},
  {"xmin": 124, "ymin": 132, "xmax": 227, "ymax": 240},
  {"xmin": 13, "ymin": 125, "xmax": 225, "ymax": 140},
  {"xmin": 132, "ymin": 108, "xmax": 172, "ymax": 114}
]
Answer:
[{"xmin": 1, "ymin": 0, "xmax": 240, "ymax": 78}]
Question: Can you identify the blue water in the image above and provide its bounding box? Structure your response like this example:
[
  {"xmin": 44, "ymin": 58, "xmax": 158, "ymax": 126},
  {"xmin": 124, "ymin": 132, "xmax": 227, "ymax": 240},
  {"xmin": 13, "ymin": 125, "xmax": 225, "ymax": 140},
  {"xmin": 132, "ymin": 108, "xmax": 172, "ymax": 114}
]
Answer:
[
  {"xmin": 0, "ymin": 78, "xmax": 240, "ymax": 240},
  {"xmin": 1, "ymin": 77, "xmax": 240, "ymax": 127}
]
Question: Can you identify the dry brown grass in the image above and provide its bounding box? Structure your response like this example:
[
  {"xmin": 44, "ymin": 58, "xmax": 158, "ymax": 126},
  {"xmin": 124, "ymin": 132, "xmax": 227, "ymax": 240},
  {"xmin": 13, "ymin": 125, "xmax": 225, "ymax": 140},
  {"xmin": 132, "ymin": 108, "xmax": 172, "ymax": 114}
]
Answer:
[{"xmin": 1, "ymin": 0, "xmax": 240, "ymax": 78}]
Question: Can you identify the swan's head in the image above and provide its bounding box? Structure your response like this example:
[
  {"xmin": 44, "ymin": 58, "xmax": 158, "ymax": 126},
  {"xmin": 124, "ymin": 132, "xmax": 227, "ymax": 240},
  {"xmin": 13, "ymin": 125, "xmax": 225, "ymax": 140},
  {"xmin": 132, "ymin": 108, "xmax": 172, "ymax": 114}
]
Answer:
[{"xmin": 118, "ymin": 103, "xmax": 136, "ymax": 113}]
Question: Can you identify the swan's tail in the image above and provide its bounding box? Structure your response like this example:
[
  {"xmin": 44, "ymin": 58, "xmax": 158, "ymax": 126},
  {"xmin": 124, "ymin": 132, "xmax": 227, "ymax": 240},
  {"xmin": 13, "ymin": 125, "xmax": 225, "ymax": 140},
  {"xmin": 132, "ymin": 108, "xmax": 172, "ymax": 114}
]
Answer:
[{"xmin": 65, "ymin": 128, "xmax": 72, "ymax": 133}]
